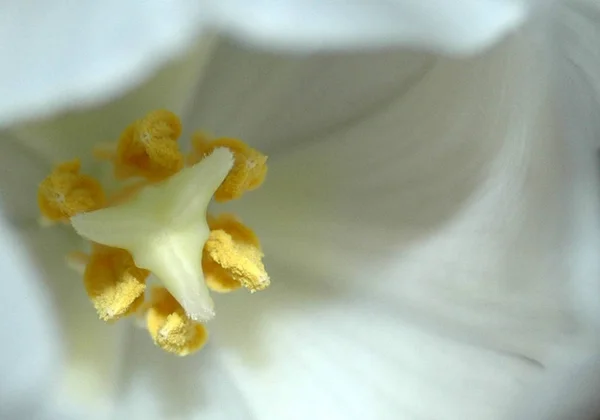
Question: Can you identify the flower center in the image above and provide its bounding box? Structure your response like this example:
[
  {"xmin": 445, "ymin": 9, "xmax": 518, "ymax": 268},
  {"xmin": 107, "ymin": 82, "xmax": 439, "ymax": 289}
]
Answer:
[{"xmin": 37, "ymin": 110, "xmax": 269, "ymax": 356}]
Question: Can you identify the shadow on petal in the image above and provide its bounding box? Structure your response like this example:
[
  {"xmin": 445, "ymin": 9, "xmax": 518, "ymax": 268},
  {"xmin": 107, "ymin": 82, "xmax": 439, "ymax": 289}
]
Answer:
[
  {"xmin": 0, "ymin": 138, "xmax": 126, "ymax": 417},
  {"xmin": 116, "ymin": 326, "xmax": 253, "ymax": 420},
  {"xmin": 210, "ymin": 259, "xmax": 343, "ymax": 368}
]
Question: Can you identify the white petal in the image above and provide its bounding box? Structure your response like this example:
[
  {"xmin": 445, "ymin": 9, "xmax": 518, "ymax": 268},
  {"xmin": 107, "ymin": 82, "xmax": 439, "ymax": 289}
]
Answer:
[
  {"xmin": 0, "ymin": 214, "xmax": 61, "ymax": 417},
  {"xmin": 217, "ymin": 27, "xmax": 576, "ymax": 417},
  {"xmin": 18, "ymin": 228, "xmax": 127, "ymax": 420},
  {"xmin": 9, "ymin": 37, "xmax": 215, "ymax": 167},
  {"xmin": 210, "ymin": 283, "xmax": 539, "ymax": 420},
  {"xmin": 0, "ymin": 139, "xmax": 127, "ymax": 419},
  {"xmin": 113, "ymin": 332, "xmax": 253, "ymax": 420},
  {"xmin": 0, "ymin": 3, "xmax": 213, "ymax": 126},
  {"xmin": 553, "ymin": 0, "xmax": 600, "ymax": 326},
  {"xmin": 508, "ymin": 3, "xmax": 600, "ymax": 417},
  {"xmin": 187, "ymin": 40, "xmax": 433, "ymax": 152},
  {"xmin": 510, "ymin": 341, "xmax": 600, "ymax": 419},
  {"xmin": 203, "ymin": 0, "xmax": 528, "ymax": 54}
]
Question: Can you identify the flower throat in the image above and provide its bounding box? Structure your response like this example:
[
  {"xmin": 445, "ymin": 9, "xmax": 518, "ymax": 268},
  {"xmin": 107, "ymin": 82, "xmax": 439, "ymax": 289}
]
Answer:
[{"xmin": 37, "ymin": 110, "xmax": 269, "ymax": 356}]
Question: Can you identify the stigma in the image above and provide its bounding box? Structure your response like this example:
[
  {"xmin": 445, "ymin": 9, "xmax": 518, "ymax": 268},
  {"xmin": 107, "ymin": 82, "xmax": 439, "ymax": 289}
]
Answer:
[{"xmin": 38, "ymin": 110, "xmax": 269, "ymax": 356}]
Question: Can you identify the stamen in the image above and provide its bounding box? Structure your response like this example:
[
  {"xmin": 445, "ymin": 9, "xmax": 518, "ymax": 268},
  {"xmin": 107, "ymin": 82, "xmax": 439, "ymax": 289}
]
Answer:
[
  {"xmin": 113, "ymin": 110, "xmax": 184, "ymax": 181},
  {"xmin": 37, "ymin": 159, "xmax": 105, "ymax": 221},
  {"xmin": 125, "ymin": 294, "xmax": 146, "ymax": 316},
  {"xmin": 71, "ymin": 148, "xmax": 235, "ymax": 322},
  {"xmin": 203, "ymin": 258, "xmax": 242, "ymax": 293},
  {"xmin": 203, "ymin": 214, "xmax": 265, "ymax": 293},
  {"xmin": 204, "ymin": 230, "xmax": 270, "ymax": 293},
  {"xmin": 189, "ymin": 133, "xmax": 267, "ymax": 202},
  {"xmin": 83, "ymin": 245, "xmax": 149, "ymax": 322},
  {"xmin": 37, "ymin": 110, "xmax": 270, "ymax": 356},
  {"xmin": 146, "ymin": 287, "xmax": 208, "ymax": 356},
  {"xmin": 207, "ymin": 213, "xmax": 261, "ymax": 246}
]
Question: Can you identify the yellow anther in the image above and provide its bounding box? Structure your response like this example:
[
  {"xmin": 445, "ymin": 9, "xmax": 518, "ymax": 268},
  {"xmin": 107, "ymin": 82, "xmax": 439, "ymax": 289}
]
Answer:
[
  {"xmin": 203, "ymin": 214, "xmax": 261, "ymax": 293},
  {"xmin": 37, "ymin": 159, "xmax": 105, "ymax": 221},
  {"xmin": 145, "ymin": 287, "xmax": 208, "ymax": 356},
  {"xmin": 207, "ymin": 213, "xmax": 261, "ymax": 246},
  {"xmin": 125, "ymin": 294, "xmax": 146, "ymax": 316},
  {"xmin": 83, "ymin": 245, "xmax": 149, "ymax": 322},
  {"xmin": 189, "ymin": 133, "xmax": 267, "ymax": 202},
  {"xmin": 204, "ymin": 229, "xmax": 270, "ymax": 293},
  {"xmin": 114, "ymin": 110, "xmax": 184, "ymax": 182},
  {"xmin": 203, "ymin": 257, "xmax": 242, "ymax": 293}
]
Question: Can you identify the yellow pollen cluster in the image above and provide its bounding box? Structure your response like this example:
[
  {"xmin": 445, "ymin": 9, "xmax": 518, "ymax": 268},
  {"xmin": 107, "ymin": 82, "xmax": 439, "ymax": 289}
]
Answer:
[
  {"xmin": 96, "ymin": 110, "xmax": 184, "ymax": 182},
  {"xmin": 38, "ymin": 159, "xmax": 105, "ymax": 222},
  {"xmin": 146, "ymin": 287, "xmax": 208, "ymax": 356},
  {"xmin": 204, "ymin": 214, "xmax": 269, "ymax": 293},
  {"xmin": 37, "ymin": 110, "xmax": 269, "ymax": 356},
  {"xmin": 84, "ymin": 245, "xmax": 149, "ymax": 322},
  {"xmin": 189, "ymin": 133, "xmax": 268, "ymax": 202}
]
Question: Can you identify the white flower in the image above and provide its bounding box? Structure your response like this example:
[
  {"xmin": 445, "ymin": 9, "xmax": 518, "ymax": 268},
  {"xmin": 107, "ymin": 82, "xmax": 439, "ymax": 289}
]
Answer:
[{"xmin": 2, "ymin": 1, "xmax": 600, "ymax": 420}]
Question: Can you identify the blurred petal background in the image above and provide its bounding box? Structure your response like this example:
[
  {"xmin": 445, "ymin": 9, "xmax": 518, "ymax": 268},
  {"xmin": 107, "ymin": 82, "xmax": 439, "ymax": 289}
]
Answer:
[{"xmin": 1, "ymin": 1, "xmax": 600, "ymax": 419}]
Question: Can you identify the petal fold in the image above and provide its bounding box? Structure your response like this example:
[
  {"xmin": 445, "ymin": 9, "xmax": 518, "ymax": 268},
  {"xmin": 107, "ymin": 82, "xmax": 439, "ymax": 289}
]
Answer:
[
  {"xmin": 0, "ymin": 2, "xmax": 213, "ymax": 126},
  {"xmin": 203, "ymin": 0, "xmax": 528, "ymax": 54}
]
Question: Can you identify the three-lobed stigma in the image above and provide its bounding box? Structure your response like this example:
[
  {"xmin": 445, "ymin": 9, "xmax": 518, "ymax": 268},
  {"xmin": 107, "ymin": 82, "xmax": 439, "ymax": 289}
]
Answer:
[{"xmin": 38, "ymin": 110, "xmax": 269, "ymax": 356}]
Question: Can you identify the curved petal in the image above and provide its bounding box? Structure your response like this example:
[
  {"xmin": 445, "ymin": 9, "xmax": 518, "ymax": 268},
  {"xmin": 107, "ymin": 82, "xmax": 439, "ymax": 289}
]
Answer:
[
  {"xmin": 508, "ymin": 2, "xmax": 600, "ymax": 418},
  {"xmin": 210, "ymin": 281, "xmax": 539, "ymax": 420},
  {"xmin": 202, "ymin": 0, "xmax": 528, "ymax": 54},
  {"xmin": 112, "ymin": 330, "xmax": 253, "ymax": 420},
  {"xmin": 0, "ymin": 212, "xmax": 61, "ymax": 418},
  {"xmin": 1, "ymin": 0, "xmax": 528, "ymax": 127},
  {"xmin": 0, "ymin": 1, "xmax": 212, "ymax": 127},
  {"xmin": 509, "ymin": 342, "xmax": 600, "ymax": 420},
  {"xmin": 186, "ymin": 39, "xmax": 434, "ymax": 153},
  {"xmin": 8, "ymin": 38, "xmax": 215, "ymax": 169},
  {"xmin": 553, "ymin": 0, "xmax": 600, "ymax": 327},
  {"xmin": 212, "ymin": 27, "xmax": 577, "ymax": 417},
  {"xmin": 0, "ymin": 138, "xmax": 127, "ymax": 419}
]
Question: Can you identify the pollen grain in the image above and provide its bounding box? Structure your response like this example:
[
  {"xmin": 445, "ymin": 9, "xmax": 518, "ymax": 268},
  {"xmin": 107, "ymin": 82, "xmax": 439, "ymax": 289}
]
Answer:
[
  {"xmin": 146, "ymin": 287, "xmax": 208, "ymax": 356},
  {"xmin": 37, "ymin": 159, "xmax": 105, "ymax": 221},
  {"xmin": 189, "ymin": 134, "xmax": 267, "ymax": 202}
]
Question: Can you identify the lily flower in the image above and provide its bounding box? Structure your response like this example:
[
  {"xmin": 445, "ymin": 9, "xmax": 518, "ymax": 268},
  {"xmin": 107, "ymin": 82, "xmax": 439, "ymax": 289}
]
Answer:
[{"xmin": 2, "ymin": 1, "xmax": 600, "ymax": 420}]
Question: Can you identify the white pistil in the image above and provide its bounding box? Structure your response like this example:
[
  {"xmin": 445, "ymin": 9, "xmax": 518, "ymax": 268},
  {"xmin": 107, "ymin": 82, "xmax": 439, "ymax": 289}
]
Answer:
[{"xmin": 70, "ymin": 148, "xmax": 234, "ymax": 321}]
